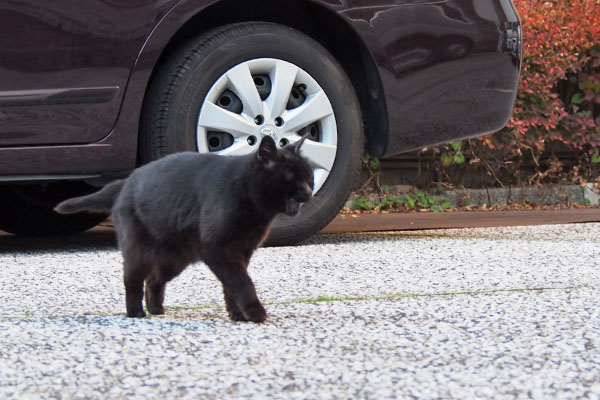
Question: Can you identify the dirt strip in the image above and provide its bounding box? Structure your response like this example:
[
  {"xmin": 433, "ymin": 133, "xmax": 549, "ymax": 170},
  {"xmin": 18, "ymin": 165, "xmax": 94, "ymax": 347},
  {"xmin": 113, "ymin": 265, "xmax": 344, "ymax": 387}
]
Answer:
[{"xmin": 321, "ymin": 208, "xmax": 600, "ymax": 234}]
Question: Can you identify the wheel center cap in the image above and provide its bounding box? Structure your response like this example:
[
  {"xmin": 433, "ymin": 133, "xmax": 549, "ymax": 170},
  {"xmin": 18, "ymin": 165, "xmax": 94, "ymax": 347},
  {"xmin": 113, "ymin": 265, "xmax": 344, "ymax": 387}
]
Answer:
[{"xmin": 260, "ymin": 126, "xmax": 278, "ymax": 140}]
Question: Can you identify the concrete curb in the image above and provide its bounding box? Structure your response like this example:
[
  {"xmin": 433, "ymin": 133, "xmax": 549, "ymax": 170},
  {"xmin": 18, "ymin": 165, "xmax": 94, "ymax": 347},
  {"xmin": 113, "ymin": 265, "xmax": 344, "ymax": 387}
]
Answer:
[{"xmin": 347, "ymin": 184, "xmax": 600, "ymax": 209}]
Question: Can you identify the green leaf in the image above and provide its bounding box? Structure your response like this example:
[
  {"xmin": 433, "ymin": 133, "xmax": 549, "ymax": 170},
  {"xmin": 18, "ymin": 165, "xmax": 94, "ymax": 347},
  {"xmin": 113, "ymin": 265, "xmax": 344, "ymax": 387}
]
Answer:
[
  {"xmin": 380, "ymin": 184, "xmax": 390, "ymax": 193},
  {"xmin": 369, "ymin": 158, "xmax": 381, "ymax": 170},
  {"xmin": 352, "ymin": 196, "xmax": 374, "ymax": 211},
  {"xmin": 441, "ymin": 200, "xmax": 454, "ymax": 210},
  {"xmin": 592, "ymin": 153, "xmax": 600, "ymax": 164},
  {"xmin": 571, "ymin": 92, "xmax": 585, "ymax": 105},
  {"xmin": 441, "ymin": 153, "xmax": 453, "ymax": 167},
  {"xmin": 454, "ymin": 151, "xmax": 466, "ymax": 164},
  {"xmin": 451, "ymin": 140, "xmax": 463, "ymax": 151},
  {"xmin": 384, "ymin": 196, "xmax": 395, "ymax": 208}
]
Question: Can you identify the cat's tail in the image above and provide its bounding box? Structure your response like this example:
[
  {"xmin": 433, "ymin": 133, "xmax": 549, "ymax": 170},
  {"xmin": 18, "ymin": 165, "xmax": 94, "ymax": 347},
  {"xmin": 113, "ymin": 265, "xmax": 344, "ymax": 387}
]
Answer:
[{"xmin": 54, "ymin": 179, "xmax": 125, "ymax": 214}]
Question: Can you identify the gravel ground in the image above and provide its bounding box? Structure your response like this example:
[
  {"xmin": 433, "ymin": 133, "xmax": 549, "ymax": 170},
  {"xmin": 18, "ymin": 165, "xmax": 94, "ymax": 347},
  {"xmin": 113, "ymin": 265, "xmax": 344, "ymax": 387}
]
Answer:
[{"xmin": 0, "ymin": 223, "xmax": 599, "ymax": 399}]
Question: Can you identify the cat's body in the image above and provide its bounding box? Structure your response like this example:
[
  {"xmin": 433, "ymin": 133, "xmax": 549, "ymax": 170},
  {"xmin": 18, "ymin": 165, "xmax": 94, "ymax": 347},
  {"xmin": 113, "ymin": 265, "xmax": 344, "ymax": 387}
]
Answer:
[{"xmin": 55, "ymin": 136, "xmax": 313, "ymax": 322}]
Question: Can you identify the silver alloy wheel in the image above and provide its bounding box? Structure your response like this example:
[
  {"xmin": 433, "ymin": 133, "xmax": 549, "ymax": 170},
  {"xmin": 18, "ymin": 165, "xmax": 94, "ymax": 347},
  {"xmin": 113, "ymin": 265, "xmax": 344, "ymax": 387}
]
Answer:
[{"xmin": 196, "ymin": 58, "xmax": 337, "ymax": 193}]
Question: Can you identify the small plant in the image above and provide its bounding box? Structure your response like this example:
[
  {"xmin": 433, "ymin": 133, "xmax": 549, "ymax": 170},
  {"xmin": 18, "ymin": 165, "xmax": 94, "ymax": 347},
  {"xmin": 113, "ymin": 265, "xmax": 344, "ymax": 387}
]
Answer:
[
  {"xmin": 460, "ymin": 197, "xmax": 476, "ymax": 207},
  {"xmin": 356, "ymin": 153, "xmax": 385, "ymax": 195},
  {"xmin": 441, "ymin": 140, "xmax": 466, "ymax": 166},
  {"xmin": 408, "ymin": 191, "xmax": 454, "ymax": 212},
  {"xmin": 352, "ymin": 195, "xmax": 374, "ymax": 211},
  {"xmin": 351, "ymin": 187, "xmax": 454, "ymax": 213}
]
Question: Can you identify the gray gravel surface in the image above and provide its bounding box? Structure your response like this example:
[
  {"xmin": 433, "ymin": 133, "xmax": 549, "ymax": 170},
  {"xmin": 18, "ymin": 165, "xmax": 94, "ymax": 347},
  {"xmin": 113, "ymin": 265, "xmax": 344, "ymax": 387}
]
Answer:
[{"xmin": 1, "ymin": 223, "xmax": 599, "ymax": 399}]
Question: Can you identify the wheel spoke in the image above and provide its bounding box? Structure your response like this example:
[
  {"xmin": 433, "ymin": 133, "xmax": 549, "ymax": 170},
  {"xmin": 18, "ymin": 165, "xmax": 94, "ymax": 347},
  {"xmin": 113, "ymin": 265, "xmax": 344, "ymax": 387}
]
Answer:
[
  {"xmin": 283, "ymin": 91, "xmax": 333, "ymax": 133},
  {"xmin": 297, "ymin": 139, "xmax": 336, "ymax": 172},
  {"xmin": 226, "ymin": 63, "xmax": 263, "ymax": 117},
  {"xmin": 215, "ymin": 140, "xmax": 257, "ymax": 156},
  {"xmin": 266, "ymin": 60, "xmax": 299, "ymax": 118},
  {"xmin": 197, "ymin": 58, "xmax": 339, "ymax": 198},
  {"xmin": 198, "ymin": 101, "xmax": 256, "ymax": 137}
]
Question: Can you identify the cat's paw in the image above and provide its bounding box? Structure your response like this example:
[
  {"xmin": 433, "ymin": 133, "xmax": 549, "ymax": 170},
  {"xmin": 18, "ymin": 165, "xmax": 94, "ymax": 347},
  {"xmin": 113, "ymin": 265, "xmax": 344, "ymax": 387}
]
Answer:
[
  {"xmin": 242, "ymin": 302, "xmax": 267, "ymax": 323},
  {"xmin": 147, "ymin": 306, "xmax": 165, "ymax": 315},
  {"xmin": 126, "ymin": 309, "xmax": 147, "ymax": 318},
  {"xmin": 228, "ymin": 309, "xmax": 248, "ymax": 322}
]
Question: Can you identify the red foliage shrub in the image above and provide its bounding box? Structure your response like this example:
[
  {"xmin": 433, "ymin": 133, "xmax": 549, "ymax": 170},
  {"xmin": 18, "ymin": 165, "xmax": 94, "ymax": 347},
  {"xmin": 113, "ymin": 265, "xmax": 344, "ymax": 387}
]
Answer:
[
  {"xmin": 495, "ymin": 0, "xmax": 600, "ymax": 159},
  {"xmin": 381, "ymin": 0, "xmax": 600, "ymax": 189},
  {"xmin": 427, "ymin": 0, "xmax": 600, "ymax": 188}
]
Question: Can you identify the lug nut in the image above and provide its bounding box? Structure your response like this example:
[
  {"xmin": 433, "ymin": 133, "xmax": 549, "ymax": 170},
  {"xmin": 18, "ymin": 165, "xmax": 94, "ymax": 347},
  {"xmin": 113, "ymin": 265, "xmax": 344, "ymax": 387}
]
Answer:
[
  {"xmin": 274, "ymin": 117, "xmax": 284, "ymax": 127},
  {"xmin": 254, "ymin": 115, "xmax": 264, "ymax": 125}
]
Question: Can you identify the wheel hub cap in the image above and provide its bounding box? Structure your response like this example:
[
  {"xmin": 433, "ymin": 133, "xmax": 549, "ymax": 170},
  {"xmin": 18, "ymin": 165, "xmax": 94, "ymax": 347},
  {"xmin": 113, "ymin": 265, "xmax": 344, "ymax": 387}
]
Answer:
[
  {"xmin": 260, "ymin": 126, "xmax": 278, "ymax": 141},
  {"xmin": 196, "ymin": 58, "xmax": 338, "ymax": 194}
]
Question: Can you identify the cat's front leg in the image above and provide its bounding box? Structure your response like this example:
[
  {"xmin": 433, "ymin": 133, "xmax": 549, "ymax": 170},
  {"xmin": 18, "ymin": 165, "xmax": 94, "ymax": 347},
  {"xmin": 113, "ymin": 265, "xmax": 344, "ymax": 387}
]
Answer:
[
  {"xmin": 222, "ymin": 274, "xmax": 266, "ymax": 323},
  {"xmin": 242, "ymin": 301, "xmax": 267, "ymax": 323},
  {"xmin": 223, "ymin": 289, "xmax": 247, "ymax": 321},
  {"xmin": 205, "ymin": 257, "xmax": 267, "ymax": 323}
]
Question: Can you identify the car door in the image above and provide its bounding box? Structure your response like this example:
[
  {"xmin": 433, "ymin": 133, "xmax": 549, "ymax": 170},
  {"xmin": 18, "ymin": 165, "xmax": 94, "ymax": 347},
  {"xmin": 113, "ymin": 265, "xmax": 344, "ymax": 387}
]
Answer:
[{"xmin": 0, "ymin": 0, "xmax": 177, "ymax": 147}]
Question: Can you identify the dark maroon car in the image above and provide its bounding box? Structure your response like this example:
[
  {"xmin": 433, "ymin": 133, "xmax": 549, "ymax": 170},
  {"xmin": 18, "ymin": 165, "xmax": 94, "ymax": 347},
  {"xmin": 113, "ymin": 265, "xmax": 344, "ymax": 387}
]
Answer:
[{"xmin": 0, "ymin": 0, "xmax": 521, "ymax": 245}]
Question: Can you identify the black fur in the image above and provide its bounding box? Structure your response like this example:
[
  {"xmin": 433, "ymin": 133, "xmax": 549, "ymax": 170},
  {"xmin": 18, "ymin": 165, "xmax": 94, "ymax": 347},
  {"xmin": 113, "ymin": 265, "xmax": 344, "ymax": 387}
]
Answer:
[
  {"xmin": 55, "ymin": 136, "xmax": 314, "ymax": 321},
  {"xmin": 55, "ymin": 179, "xmax": 125, "ymax": 214}
]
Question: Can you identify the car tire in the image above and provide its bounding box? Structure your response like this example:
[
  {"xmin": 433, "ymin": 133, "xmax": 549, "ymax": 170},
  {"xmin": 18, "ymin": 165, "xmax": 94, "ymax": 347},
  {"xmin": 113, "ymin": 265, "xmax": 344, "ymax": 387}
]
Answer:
[
  {"xmin": 140, "ymin": 22, "xmax": 363, "ymax": 246},
  {"xmin": 0, "ymin": 183, "xmax": 108, "ymax": 236}
]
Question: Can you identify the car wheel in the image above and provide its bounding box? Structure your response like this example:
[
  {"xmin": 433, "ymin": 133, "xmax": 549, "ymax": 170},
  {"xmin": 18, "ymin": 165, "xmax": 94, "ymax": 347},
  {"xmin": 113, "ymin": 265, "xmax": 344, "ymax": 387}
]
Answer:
[
  {"xmin": 0, "ymin": 182, "xmax": 108, "ymax": 236},
  {"xmin": 140, "ymin": 22, "xmax": 363, "ymax": 246}
]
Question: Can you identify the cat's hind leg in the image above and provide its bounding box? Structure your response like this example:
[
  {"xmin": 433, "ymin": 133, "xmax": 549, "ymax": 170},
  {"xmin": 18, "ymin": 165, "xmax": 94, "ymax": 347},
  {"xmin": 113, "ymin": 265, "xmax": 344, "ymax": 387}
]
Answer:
[
  {"xmin": 114, "ymin": 207, "xmax": 153, "ymax": 318},
  {"xmin": 144, "ymin": 264, "xmax": 187, "ymax": 315},
  {"xmin": 123, "ymin": 257, "xmax": 150, "ymax": 318},
  {"xmin": 144, "ymin": 270, "xmax": 166, "ymax": 315}
]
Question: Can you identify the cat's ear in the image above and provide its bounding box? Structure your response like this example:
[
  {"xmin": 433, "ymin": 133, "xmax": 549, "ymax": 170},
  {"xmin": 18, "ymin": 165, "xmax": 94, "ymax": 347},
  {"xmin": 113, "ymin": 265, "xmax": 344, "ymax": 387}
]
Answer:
[
  {"xmin": 257, "ymin": 136, "xmax": 277, "ymax": 165},
  {"xmin": 293, "ymin": 135, "xmax": 307, "ymax": 155}
]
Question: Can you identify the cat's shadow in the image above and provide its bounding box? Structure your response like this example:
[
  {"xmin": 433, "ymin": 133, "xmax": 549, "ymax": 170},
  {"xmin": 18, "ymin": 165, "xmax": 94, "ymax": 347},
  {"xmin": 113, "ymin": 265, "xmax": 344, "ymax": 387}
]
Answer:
[
  {"xmin": 0, "ymin": 227, "xmax": 118, "ymax": 254},
  {"xmin": 0, "ymin": 229, "xmax": 414, "ymax": 254}
]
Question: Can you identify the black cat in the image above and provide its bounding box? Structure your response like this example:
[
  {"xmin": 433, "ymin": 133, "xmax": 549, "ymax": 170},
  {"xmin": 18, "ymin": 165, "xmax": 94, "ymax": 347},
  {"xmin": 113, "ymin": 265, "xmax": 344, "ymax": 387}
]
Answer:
[{"xmin": 55, "ymin": 136, "xmax": 314, "ymax": 322}]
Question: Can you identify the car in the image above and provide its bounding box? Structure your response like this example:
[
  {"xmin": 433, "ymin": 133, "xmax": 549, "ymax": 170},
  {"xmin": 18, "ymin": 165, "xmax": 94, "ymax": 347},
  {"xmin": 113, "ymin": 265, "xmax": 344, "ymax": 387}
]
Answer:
[{"xmin": 0, "ymin": 0, "xmax": 521, "ymax": 245}]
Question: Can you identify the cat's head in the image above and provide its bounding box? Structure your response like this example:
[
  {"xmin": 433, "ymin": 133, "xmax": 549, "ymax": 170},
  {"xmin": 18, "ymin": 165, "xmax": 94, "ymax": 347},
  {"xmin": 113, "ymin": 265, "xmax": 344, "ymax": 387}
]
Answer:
[{"xmin": 252, "ymin": 135, "xmax": 314, "ymax": 216}]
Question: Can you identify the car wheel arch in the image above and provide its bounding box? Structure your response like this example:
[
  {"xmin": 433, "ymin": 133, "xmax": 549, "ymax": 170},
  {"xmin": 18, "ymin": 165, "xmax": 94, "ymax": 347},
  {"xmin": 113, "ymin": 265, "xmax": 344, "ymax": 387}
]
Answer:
[{"xmin": 128, "ymin": 0, "xmax": 388, "ymax": 164}]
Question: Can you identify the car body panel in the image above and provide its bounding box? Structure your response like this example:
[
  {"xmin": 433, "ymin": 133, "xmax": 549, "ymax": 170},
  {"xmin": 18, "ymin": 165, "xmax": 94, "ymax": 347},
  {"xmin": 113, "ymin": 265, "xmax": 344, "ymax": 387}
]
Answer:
[
  {"xmin": 0, "ymin": 0, "xmax": 521, "ymax": 178},
  {"xmin": 0, "ymin": 0, "xmax": 180, "ymax": 147},
  {"xmin": 325, "ymin": 0, "xmax": 521, "ymax": 155}
]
